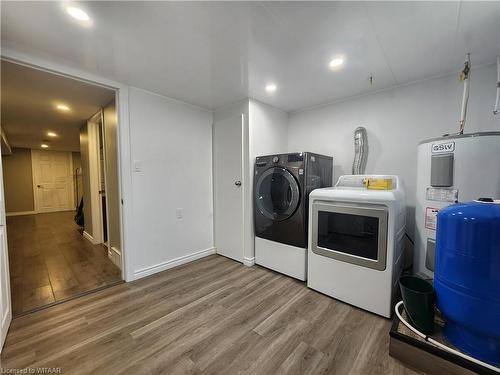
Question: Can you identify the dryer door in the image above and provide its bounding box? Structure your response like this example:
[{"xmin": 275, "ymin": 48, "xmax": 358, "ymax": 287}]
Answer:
[
  {"xmin": 255, "ymin": 167, "xmax": 300, "ymax": 221},
  {"xmin": 311, "ymin": 201, "xmax": 388, "ymax": 271}
]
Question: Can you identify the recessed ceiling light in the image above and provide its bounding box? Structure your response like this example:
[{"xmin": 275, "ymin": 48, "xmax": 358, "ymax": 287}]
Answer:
[
  {"xmin": 56, "ymin": 104, "xmax": 70, "ymax": 112},
  {"xmin": 265, "ymin": 83, "xmax": 277, "ymax": 93},
  {"xmin": 41, "ymin": 144, "xmax": 49, "ymax": 149},
  {"xmin": 66, "ymin": 6, "xmax": 90, "ymax": 22},
  {"xmin": 329, "ymin": 57, "xmax": 345, "ymax": 70},
  {"xmin": 47, "ymin": 132, "xmax": 58, "ymax": 137}
]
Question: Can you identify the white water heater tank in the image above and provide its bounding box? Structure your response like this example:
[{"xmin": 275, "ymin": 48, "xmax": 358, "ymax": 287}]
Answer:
[{"xmin": 414, "ymin": 132, "xmax": 500, "ymax": 279}]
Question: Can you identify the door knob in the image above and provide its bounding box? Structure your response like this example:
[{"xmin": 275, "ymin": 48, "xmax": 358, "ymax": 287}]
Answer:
[{"xmin": 235, "ymin": 180, "xmax": 242, "ymax": 186}]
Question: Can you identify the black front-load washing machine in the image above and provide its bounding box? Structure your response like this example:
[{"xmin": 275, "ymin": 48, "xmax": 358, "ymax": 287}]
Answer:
[{"xmin": 254, "ymin": 152, "xmax": 333, "ymax": 248}]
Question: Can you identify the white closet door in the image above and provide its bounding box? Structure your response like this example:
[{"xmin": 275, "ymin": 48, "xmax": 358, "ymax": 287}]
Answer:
[
  {"xmin": 213, "ymin": 114, "xmax": 244, "ymax": 262},
  {"xmin": 32, "ymin": 150, "xmax": 74, "ymax": 213}
]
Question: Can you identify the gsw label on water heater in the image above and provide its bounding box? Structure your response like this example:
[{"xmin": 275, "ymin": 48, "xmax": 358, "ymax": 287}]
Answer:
[
  {"xmin": 431, "ymin": 141, "xmax": 455, "ymax": 154},
  {"xmin": 426, "ymin": 187, "xmax": 458, "ymax": 202}
]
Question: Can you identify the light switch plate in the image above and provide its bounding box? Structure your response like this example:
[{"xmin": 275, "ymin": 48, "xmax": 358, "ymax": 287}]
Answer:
[{"xmin": 133, "ymin": 159, "xmax": 142, "ymax": 172}]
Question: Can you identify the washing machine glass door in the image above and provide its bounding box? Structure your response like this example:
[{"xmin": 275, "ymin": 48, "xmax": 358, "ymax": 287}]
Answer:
[{"xmin": 255, "ymin": 167, "xmax": 300, "ymax": 221}]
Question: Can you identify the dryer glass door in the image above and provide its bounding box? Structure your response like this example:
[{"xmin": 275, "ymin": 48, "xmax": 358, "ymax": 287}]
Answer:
[
  {"xmin": 311, "ymin": 202, "xmax": 388, "ymax": 271},
  {"xmin": 255, "ymin": 167, "xmax": 300, "ymax": 221}
]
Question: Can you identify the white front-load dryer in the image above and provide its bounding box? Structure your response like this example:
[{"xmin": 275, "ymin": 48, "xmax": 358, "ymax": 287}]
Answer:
[{"xmin": 307, "ymin": 175, "xmax": 406, "ymax": 318}]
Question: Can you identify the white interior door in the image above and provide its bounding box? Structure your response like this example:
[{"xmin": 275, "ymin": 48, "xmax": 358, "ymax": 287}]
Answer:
[
  {"xmin": 32, "ymin": 150, "xmax": 74, "ymax": 213},
  {"xmin": 97, "ymin": 116, "xmax": 110, "ymax": 248},
  {"xmin": 0, "ymin": 153, "xmax": 12, "ymax": 353},
  {"xmin": 214, "ymin": 114, "xmax": 244, "ymax": 262},
  {"xmin": 86, "ymin": 112, "xmax": 105, "ymax": 245}
]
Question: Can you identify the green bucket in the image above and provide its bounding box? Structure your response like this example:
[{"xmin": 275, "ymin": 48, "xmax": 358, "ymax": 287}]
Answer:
[{"xmin": 399, "ymin": 275, "xmax": 435, "ymax": 335}]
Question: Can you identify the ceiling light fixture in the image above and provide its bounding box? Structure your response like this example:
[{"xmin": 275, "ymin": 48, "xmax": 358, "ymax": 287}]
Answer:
[
  {"xmin": 41, "ymin": 144, "xmax": 49, "ymax": 149},
  {"xmin": 56, "ymin": 104, "xmax": 70, "ymax": 112},
  {"xmin": 47, "ymin": 132, "xmax": 58, "ymax": 137},
  {"xmin": 66, "ymin": 6, "xmax": 90, "ymax": 22},
  {"xmin": 265, "ymin": 83, "xmax": 277, "ymax": 93},
  {"xmin": 329, "ymin": 57, "xmax": 345, "ymax": 70}
]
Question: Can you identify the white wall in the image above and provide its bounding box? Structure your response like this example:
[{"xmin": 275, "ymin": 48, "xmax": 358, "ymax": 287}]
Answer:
[
  {"xmin": 128, "ymin": 87, "xmax": 214, "ymax": 278},
  {"xmin": 246, "ymin": 99, "xmax": 288, "ymax": 262},
  {"xmin": 288, "ymin": 63, "xmax": 500, "ymax": 238},
  {"xmin": 249, "ymin": 99, "xmax": 289, "ymax": 160}
]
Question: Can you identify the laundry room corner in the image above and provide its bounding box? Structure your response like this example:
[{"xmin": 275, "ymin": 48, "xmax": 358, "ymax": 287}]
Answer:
[{"xmin": 2, "ymin": 2, "xmax": 500, "ymax": 373}]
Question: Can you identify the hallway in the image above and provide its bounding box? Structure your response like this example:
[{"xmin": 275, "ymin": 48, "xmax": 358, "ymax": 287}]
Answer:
[{"xmin": 7, "ymin": 211, "xmax": 122, "ymax": 316}]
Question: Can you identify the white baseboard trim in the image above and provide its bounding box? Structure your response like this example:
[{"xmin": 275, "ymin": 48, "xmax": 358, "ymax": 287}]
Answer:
[
  {"xmin": 37, "ymin": 208, "xmax": 75, "ymax": 214},
  {"xmin": 0, "ymin": 304, "xmax": 11, "ymax": 354},
  {"xmin": 6, "ymin": 211, "xmax": 36, "ymax": 217},
  {"xmin": 83, "ymin": 231, "xmax": 98, "ymax": 245},
  {"xmin": 133, "ymin": 247, "xmax": 216, "ymax": 280},
  {"xmin": 243, "ymin": 256, "xmax": 255, "ymax": 267},
  {"xmin": 109, "ymin": 246, "xmax": 122, "ymax": 269}
]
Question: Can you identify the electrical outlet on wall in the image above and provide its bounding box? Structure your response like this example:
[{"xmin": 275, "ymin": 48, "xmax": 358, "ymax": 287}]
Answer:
[
  {"xmin": 133, "ymin": 159, "xmax": 142, "ymax": 172},
  {"xmin": 176, "ymin": 208, "xmax": 183, "ymax": 219}
]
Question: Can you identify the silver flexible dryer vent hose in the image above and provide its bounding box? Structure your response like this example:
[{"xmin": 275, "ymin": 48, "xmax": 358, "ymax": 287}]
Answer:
[{"xmin": 352, "ymin": 126, "xmax": 368, "ymax": 175}]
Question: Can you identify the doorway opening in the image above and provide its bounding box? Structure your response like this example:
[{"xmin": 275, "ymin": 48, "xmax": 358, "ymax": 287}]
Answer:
[{"xmin": 1, "ymin": 60, "xmax": 123, "ymax": 316}]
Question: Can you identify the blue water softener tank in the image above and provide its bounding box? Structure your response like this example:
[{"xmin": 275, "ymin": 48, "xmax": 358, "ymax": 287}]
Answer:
[{"xmin": 435, "ymin": 200, "xmax": 500, "ymax": 365}]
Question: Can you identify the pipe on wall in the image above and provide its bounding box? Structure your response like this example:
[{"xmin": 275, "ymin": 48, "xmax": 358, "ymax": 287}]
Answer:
[
  {"xmin": 459, "ymin": 54, "xmax": 471, "ymax": 134},
  {"xmin": 352, "ymin": 126, "xmax": 368, "ymax": 175}
]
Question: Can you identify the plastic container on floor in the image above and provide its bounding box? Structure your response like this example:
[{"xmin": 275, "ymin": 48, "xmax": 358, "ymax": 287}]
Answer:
[{"xmin": 399, "ymin": 275, "xmax": 435, "ymax": 335}]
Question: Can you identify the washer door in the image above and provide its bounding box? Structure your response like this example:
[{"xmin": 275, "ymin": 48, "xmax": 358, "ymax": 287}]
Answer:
[{"xmin": 255, "ymin": 167, "xmax": 300, "ymax": 221}]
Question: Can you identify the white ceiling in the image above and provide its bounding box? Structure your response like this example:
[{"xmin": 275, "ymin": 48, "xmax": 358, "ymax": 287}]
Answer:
[
  {"xmin": 1, "ymin": 61, "xmax": 114, "ymax": 151},
  {"xmin": 1, "ymin": 2, "xmax": 500, "ymax": 112}
]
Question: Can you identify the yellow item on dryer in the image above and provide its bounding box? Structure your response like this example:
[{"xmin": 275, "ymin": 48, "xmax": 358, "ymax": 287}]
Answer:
[{"xmin": 364, "ymin": 177, "xmax": 393, "ymax": 190}]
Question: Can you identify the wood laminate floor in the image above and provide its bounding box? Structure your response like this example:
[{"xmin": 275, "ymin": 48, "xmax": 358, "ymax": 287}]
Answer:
[
  {"xmin": 6, "ymin": 211, "xmax": 122, "ymax": 316},
  {"xmin": 1, "ymin": 254, "xmax": 419, "ymax": 374}
]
